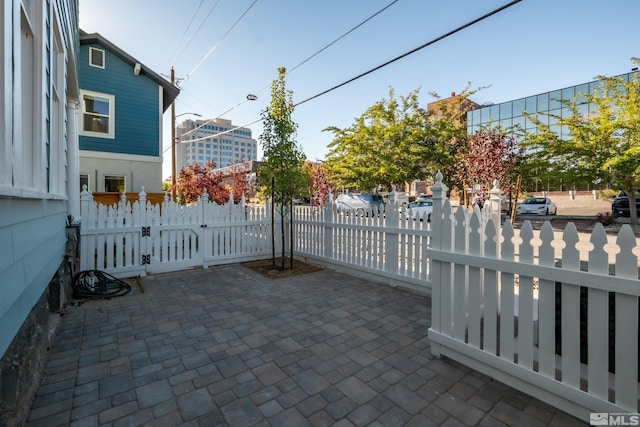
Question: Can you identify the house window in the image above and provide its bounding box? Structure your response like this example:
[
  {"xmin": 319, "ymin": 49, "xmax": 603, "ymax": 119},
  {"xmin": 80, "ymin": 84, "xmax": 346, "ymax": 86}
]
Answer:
[
  {"xmin": 89, "ymin": 47, "xmax": 105, "ymax": 68},
  {"xmin": 80, "ymin": 174, "xmax": 90, "ymax": 191},
  {"xmin": 104, "ymin": 175, "xmax": 125, "ymax": 192},
  {"xmin": 80, "ymin": 90, "xmax": 115, "ymax": 138}
]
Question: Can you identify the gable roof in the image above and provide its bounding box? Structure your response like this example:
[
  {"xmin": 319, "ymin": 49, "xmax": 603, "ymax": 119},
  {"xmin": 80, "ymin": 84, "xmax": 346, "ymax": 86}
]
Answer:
[{"xmin": 79, "ymin": 30, "xmax": 179, "ymax": 112}]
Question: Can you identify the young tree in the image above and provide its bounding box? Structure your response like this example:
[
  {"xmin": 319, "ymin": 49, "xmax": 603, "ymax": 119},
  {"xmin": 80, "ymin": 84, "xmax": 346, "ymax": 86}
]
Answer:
[
  {"xmin": 524, "ymin": 58, "xmax": 640, "ymax": 225},
  {"xmin": 258, "ymin": 67, "xmax": 307, "ymax": 269},
  {"xmin": 451, "ymin": 129, "xmax": 523, "ymax": 205}
]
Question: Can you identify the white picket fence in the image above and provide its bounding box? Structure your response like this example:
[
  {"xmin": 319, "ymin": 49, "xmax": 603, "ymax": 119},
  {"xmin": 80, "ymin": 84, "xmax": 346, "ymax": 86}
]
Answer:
[
  {"xmin": 79, "ymin": 188, "xmax": 272, "ymax": 276},
  {"xmin": 426, "ymin": 172, "xmax": 639, "ymax": 422},
  {"xmin": 79, "ymin": 176, "xmax": 640, "ymax": 422}
]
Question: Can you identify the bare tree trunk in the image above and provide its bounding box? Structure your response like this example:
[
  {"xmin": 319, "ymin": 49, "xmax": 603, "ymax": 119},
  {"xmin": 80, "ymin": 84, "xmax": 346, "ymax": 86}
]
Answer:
[
  {"xmin": 271, "ymin": 176, "xmax": 275, "ymax": 268},
  {"xmin": 280, "ymin": 208, "xmax": 285, "ymax": 270},
  {"xmin": 290, "ymin": 175, "xmax": 294, "ymax": 270}
]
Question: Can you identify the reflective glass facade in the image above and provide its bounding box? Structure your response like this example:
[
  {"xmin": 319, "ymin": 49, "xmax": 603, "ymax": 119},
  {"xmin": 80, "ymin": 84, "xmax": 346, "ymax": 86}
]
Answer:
[{"xmin": 466, "ymin": 71, "xmax": 638, "ymax": 139}]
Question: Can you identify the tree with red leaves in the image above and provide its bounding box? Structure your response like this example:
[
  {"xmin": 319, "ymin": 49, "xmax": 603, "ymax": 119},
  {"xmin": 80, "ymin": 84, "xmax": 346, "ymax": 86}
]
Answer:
[
  {"xmin": 451, "ymin": 129, "xmax": 523, "ymax": 205},
  {"xmin": 173, "ymin": 161, "xmax": 229, "ymax": 205},
  {"xmin": 303, "ymin": 162, "xmax": 334, "ymax": 206}
]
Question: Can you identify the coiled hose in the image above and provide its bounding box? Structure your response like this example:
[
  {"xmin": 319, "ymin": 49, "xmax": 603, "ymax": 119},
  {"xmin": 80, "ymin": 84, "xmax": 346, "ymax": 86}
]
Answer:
[{"xmin": 72, "ymin": 270, "xmax": 132, "ymax": 299}]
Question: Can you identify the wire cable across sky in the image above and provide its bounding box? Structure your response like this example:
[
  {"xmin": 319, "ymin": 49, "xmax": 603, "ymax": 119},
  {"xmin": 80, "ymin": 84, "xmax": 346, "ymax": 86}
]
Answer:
[{"xmin": 294, "ymin": 0, "xmax": 522, "ymax": 107}]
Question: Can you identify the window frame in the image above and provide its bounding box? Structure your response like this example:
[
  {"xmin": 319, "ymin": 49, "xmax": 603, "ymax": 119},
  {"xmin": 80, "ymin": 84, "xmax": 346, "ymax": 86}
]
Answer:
[
  {"xmin": 79, "ymin": 89, "xmax": 115, "ymax": 139},
  {"xmin": 103, "ymin": 174, "xmax": 126, "ymax": 193},
  {"xmin": 89, "ymin": 46, "xmax": 105, "ymax": 68}
]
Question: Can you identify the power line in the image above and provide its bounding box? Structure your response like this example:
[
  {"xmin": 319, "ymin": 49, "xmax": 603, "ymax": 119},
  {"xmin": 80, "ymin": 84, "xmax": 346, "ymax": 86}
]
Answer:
[
  {"xmin": 167, "ymin": 1, "xmax": 522, "ymax": 155},
  {"xmin": 251, "ymin": 0, "xmax": 400, "ymax": 99},
  {"xmin": 294, "ymin": 0, "xmax": 522, "ymax": 107},
  {"xmin": 288, "ymin": 0, "xmax": 399, "ymax": 75},
  {"xmin": 173, "ymin": 0, "xmax": 399, "ymax": 142},
  {"xmin": 174, "ymin": 0, "xmax": 222, "ymax": 65},
  {"xmin": 183, "ymin": 0, "xmax": 259, "ymax": 83},
  {"xmin": 165, "ymin": 0, "xmax": 206, "ymax": 68}
]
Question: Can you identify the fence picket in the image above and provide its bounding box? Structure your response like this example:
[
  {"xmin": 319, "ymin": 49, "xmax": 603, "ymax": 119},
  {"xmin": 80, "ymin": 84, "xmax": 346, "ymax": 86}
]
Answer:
[
  {"xmin": 587, "ymin": 224, "xmax": 610, "ymax": 400},
  {"xmin": 537, "ymin": 222, "xmax": 556, "ymax": 378},
  {"xmin": 468, "ymin": 212, "xmax": 481, "ymax": 348},
  {"xmin": 560, "ymin": 223, "xmax": 581, "ymax": 388},
  {"xmin": 483, "ymin": 219, "xmax": 498, "ymax": 354},
  {"xmin": 614, "ymin": 225, "xmax": 639, "ymax": 410},
  {"xmin": 517, "ymin": 221, "xmax": 535, "ymax": 369},
  {"xmin": 453, "ymin": 207, "xmax": 467, "ymax": 341},
  {"xmin": 500, "ymin": 221, "xmax": 516, "ymax": 362}
]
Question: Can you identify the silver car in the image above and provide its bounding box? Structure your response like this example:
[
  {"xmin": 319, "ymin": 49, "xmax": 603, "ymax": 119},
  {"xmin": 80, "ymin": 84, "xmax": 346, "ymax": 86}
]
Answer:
[
  {"xmin": 515, "ymin": 197, "xmax": 557, "ymax": 215},
  {"xmin": 405, "ymin": 200, "xmax": 433, "ymax": 221}
]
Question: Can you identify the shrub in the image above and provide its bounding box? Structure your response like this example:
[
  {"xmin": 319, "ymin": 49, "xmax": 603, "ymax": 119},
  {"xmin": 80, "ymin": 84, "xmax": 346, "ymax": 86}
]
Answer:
[
  {"xmin": 596, "ymin": 211, "xmax": 615, "ymax": 226},
  {"xmin": 598, "ymin": 189, "xmax": 618, "ymax": 200}
]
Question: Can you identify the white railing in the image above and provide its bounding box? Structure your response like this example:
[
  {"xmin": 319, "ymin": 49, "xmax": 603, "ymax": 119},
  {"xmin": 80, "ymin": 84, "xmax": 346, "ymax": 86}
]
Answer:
[
  {"xmin": 79, "ymin": 187, "xmax": 272, "ymax": 277},
  {"xmin": 294, "ymin": 197, "xmax": 432, "ymax": 291},
  {"xmin": 427, "ymin": 172, "xmax": 639, "ymax": 423}
]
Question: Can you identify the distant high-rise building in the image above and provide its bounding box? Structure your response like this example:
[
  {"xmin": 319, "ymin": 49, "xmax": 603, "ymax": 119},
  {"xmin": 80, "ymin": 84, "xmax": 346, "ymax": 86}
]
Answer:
[{"xmin": 176, "ymin": 117, "xmax": 257, "ymax": 171}]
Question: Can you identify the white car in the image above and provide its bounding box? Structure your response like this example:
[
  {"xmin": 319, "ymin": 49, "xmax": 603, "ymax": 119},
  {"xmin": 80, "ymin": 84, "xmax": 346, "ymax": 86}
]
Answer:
[
  {"xmin": 515, "ymin": 197, "xmax": 557, "ymax": 216},
  {"xmin": 405, "ymin": 200, "xmax": 433, "ymax": 220}
]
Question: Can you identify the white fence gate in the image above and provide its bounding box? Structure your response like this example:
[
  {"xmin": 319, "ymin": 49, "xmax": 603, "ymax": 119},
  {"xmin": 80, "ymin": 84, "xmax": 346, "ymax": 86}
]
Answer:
[
  {"xmin": 427, "ymin": 172, "xmax": 640, "ymax": 422},
  {"xmin": 80, "ymin": 188, "xmax": 272, "ymax": 277}
]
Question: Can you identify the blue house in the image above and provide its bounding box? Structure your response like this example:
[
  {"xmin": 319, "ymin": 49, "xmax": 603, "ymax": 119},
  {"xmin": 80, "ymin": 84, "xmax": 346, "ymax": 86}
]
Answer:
[
  {"xmin": 78, "ymin": 31, "xmax": 179, "ymax": 193},
  {"xmin": 0, "ymin": 0, "xmax": 81, "ymax": 424}
]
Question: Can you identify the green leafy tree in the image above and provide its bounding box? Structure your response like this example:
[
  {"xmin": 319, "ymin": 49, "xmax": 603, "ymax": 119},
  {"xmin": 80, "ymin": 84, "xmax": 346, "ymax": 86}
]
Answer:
[
  {"xmin": 324, "ymin": 88, "xmax": 436, "ymax": 191},
  {"xmin": 258, "ymin": 67, "xmax": 307, "ymax": 268},
  {"xmin": 323, "ymin": 85, "xmax": 485, "ymax": 192},
  {"xmin": 524, "ymin": 58, "xmax": 640, "ymax": 225}
]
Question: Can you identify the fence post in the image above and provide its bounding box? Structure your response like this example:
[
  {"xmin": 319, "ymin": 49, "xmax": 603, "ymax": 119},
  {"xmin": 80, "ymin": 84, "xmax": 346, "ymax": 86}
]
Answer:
[
  {"xmin": 430, "ymin": 171, "xmax": 448, "ymax": 357},
  {"xmin": 323, "ymin": 191, "xmax": 334, "ymax": 260},
  {"xmin": 79, "ymin": 185, "xmax": 93, "ymax": 271},
  {"xmin": 138, "ymin": 187, "xmax": 148, "ymax": 277},
  {"xmin": 384, "ymin": 191, "xmax": 399, "ymax": 276},
  {"xmin": 488, "ymin": 179, "xmax": 502, "ymax": 232}
]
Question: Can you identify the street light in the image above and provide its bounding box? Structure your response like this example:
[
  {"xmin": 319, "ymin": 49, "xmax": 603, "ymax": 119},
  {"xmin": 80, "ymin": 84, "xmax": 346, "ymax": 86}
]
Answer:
[{"xmin": 171, "ymin": 111, "xmax": 202, "ymax": 198}]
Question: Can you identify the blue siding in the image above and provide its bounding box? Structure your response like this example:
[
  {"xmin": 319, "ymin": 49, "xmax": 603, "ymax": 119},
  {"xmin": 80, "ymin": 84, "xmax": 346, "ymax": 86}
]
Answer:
[
  {"xmin": 78, "ymin": 43, "xmax": 160, "ymax": 156},
  {"xmin": 0, "ymin": 199, "xmax": 67, "ymax": 358}
]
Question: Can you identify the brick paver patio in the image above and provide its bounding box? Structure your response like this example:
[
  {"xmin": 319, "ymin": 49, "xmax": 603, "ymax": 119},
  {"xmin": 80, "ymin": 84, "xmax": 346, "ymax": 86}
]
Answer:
[{"xmin": 27, "ymin": 264, "xmax": 587, "ymax": 426}]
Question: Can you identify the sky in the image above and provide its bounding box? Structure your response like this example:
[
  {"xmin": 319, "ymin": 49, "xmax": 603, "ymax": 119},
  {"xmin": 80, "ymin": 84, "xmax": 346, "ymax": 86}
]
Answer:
[{"xmin": 78, "ymin": 0, "xmax": 640, "ymax": 179}]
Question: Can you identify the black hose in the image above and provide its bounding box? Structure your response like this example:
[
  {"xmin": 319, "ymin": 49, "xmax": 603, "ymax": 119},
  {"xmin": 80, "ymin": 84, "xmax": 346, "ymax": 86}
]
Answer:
[{"xmin": 72, "ymin": 270, "xmax": 132, "ymax": 299}]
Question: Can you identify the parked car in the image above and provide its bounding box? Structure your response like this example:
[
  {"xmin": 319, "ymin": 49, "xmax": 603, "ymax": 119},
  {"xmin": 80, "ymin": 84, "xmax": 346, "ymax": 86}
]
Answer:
[
  {"xmin": 335, "ymin": 193, "xmax": 385, "ymax": 216},
  {"xmin": 515, "ymin": 197, "xmax": 557, "ymax": 216},
  {"xmin": 405, "ymin": 200, "xmax": 433, "ymax": 221},
  {"xmin": 611, "ymin": 191, "xmax": 640, "ymax": 217},
  {"xmin": 415, "ymin": 193, "xmax": 432, "ymax": 202}
]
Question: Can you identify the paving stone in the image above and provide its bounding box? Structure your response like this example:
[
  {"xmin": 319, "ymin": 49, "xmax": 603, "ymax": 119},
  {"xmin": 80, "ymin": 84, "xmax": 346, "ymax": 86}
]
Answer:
[
  {"xmin": 293, "ymin": 369, "xmax": 330, "ymax": 395},
  {"xmin": 347, "ymin": 403, "xmax": 380, "ymax": 426},
  {"xmin": 490, "ymin": 401, "xmax": 548, "ymax": 427},
  {"xmin": 98, "ymin": 400, "xmax": 138, "ymax": 424},
  {"xmin": 383, "ymin": 383, "xmax": 429, "ymax": 415},
  {"xmin": 98, "ymin": 372, "xmax": 133, "ymax": 399},
  {"xmin": 335, "ymin": 377, "xmax": 377, "ymax": 406},
  {"xmin": 220, "ymin": 398, "xmax": 263, "ymax": 425},
  {"xmin": 268, "ymin": 407, "xmax": 311, "ymax": 427},
  {"xmin": 435, "ymin": 393, "xmax": 485, "ymax": 426},
  {"xmin": 325, "ymin": 396, "xmax": 357, "ymax": 420},
  {"xmin": 136, "ymin": 380, "xmax": 172, "ymax": 409}
]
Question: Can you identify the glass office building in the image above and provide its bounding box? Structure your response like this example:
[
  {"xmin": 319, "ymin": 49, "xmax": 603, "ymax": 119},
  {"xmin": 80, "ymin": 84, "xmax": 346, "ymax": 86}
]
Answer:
[
  {"xmin": 467, "ymin": 70, "xmax": 638, "ymax": 138},
  {"xmin": 465, "ymin": 70, "xmax": 638, "ymax": 190}
]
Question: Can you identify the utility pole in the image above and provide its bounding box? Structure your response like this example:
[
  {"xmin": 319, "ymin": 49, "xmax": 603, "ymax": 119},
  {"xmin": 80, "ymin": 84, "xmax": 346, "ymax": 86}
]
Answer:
[{"xmin": 170, "ymin": 67, "xmax": 177, "ymax": 199}]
